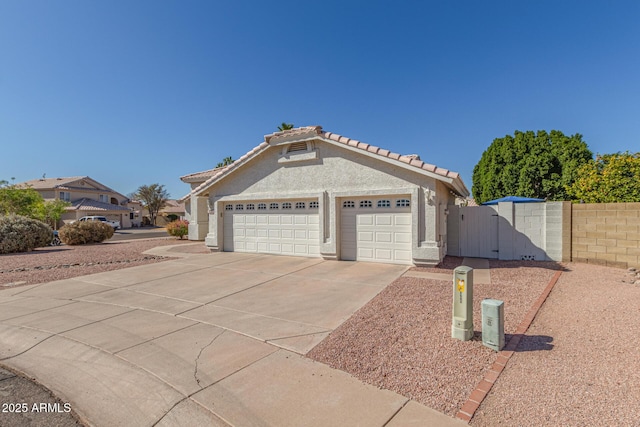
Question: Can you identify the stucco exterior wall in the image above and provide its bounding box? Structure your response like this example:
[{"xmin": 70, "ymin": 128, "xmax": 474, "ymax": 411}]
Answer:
[{"xmin": 195, "ymin": 138, "xmax": 451, "ymax": 265}]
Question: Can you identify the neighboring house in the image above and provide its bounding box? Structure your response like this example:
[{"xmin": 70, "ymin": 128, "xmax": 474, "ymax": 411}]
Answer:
[
  {"xmin": 180, "ymin": 126, "xmax": 469, "ymax": 266},
  {"xmin": 155, "ymin": 199, "xmax": 187, "ymax": 226},
  {"xmin": 18, "ymin": 176, "xmax": 136, "ymax": 228}
]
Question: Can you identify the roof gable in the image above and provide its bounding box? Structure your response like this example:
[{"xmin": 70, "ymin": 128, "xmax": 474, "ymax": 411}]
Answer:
[{"xmin": 186, "ymin": 126, "xmax": 469, "ymax": 198}]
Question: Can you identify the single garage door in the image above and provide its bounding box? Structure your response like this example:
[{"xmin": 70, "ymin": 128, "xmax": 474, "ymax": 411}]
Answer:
[
  {"xmin": 341, "ymin": 197, "xmax": 412, "ymax": 265},
  {"xmin": 223, "ymin": 200, "xmax": 320, "ymax": 257}
]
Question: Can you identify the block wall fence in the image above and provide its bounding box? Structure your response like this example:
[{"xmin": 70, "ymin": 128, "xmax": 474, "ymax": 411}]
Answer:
[
  {"xmin": 448, "ymin": 201, "xmax": 639, "ymax": 270},
  {"xmin": 571, "ymin": 202, "xmax": 640, "ymax": 269}
]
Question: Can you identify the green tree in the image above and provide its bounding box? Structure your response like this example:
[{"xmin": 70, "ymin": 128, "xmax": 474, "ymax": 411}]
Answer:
[
  {"xmin": 0, "ymin": 181, "xmax": 44, "ymax": 217},
  {"xmin": 472, "ymin": 130, "xmax": 592, "ymax": 204},
  {"xmin": 135, "ymin": 184, "xmax": 169, "ymax": 226},
  {"xmin": 277, "ymin": 122, "xmax": 294, "ymax": 131},
  {"xmin": 35, "ymin": 199, "xmax": 71, "ymax": 229},
  {"xmin": 566, "ymin": 152, "xmax": 640, "ymax": 202},
  {"xmin": 216, "ymin": 156, "xmax": 235, "ymax": 168}
]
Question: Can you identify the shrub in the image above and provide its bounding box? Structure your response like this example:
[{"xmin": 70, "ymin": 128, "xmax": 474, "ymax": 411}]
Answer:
[
  {"xmin": 166, "ymin": 219, "xmax": 189, "ymax": 239},
  {"xmin": 0, "ymin": 215, "xmax": 53, "ymax": 254},
  {"xmin": 59, "ymin": 220, "xmax": 114, "ymax": 245}
]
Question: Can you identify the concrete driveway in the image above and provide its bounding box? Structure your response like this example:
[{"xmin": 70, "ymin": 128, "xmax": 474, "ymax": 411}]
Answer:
[{"xmin": 0, "ymin": 247, "xmax": 465, "ymax": 427}]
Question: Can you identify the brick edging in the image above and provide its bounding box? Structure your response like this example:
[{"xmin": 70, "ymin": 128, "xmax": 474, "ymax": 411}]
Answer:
[{"xmin": 455, "ymin": 270, "xmax": 563, "ymax": 423}]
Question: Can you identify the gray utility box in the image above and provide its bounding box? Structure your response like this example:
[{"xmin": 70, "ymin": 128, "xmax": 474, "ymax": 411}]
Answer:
[
  {"xmin": 481, "ymin": 299, "xmax": 505, "ymax": 351},
  {"xmin": 452, "ymin": 266, "xmax": 474, "ymax": 341}
]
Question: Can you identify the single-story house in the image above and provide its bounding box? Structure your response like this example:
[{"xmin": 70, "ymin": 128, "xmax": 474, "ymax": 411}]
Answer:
[
  {"xmin": 181, "ymin": 126, "xmax": 469, "ymax": 266},
  {"xmin": 154, "ymin": 199, "xmax": 187, "ymax": 226},
  {"xmin": 18, "ymin": 176, "xmax": 137, "ymax": 228}
]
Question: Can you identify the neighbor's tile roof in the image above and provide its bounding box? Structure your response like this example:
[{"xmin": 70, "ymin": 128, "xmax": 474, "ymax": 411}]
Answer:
[
  {"xmin": 69, "ymin": 198, "xmax": 130, "ymax": 212},
  {"xmin": 19, "ymin": 177, "xmax": 85, "ymax": 190},
  {"xmin": 185, "ymin": 126, "xmax": 468, "ymax": 198},
  {"xmin": 161, "ymin": 199, "xmax": 185, "ymax": 214}
]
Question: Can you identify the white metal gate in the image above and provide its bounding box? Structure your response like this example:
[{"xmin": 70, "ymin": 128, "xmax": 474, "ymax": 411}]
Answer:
[{"xmin": 458, "ymin": 206, "xmax": 499, "ymax": 259}]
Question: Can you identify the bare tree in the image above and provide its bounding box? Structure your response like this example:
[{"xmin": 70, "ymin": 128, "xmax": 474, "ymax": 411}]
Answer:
[{"xmin": 135, "ymin": 184, "xmax": 169, "ymax": 226}]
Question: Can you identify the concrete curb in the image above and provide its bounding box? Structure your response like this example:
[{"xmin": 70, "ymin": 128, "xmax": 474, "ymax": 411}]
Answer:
[{"xmin": 455, "ymin": 270, "xmax": 563, "ymax": 423}]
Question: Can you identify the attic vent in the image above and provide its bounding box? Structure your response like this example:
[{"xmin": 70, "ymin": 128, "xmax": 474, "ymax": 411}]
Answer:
[{"xmin": 287, "ymin": 142, "xmax": 308, "ymax": 153}]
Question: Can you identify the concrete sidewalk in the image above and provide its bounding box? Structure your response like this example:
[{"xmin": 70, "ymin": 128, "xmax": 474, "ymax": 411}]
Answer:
[{"xmin": 0, "ymin": 247, "xmax": 465, "ymax": 427}]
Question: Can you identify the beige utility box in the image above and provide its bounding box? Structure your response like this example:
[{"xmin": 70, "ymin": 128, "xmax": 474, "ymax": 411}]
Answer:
[{"xmin": 452, "ymin": 266, "xmax": 474, "ymax": 341}]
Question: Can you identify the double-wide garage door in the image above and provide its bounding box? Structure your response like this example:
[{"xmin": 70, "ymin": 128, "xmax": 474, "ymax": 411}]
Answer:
[
  {"xmin": 341, "ymin": 197, "xmax": 412, "ymax": 265},
  {"xmin": 223, "ymin": 200, "xmax": 320, "ymax": 257}
]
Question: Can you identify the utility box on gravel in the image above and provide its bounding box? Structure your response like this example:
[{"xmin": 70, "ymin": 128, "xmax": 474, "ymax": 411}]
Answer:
[
  {"xmin": 452, "ymin": 266, "xmax": 474, "ymax": 341},
  {"xmin": 481, "ymin": 299, "xmax": 504, "ymax": 351}
]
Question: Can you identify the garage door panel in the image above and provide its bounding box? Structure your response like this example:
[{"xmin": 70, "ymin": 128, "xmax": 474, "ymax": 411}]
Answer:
[
  {"xmin": 376, "ymin": 232, "xmax": 392, "ymax": 243},
  {"xmin": 224, "ymin": 201, "xmax": 319, "ymax": 257},
  {"xmin": 395, "ymin": 216, "xmax": 411, "ymax": 226},
  {"xmin": 268, "ymin": 216, "xmax": 280, "ymax": 225},
  {"xmin": 358, "ymin": 248, "xmax": 374, "ymax": 259},
  {"xmin": 358, "ymin": 215, "xmax": 374, "ymax": 226},
  {"xmin": 375, "ymin": 215, "xmax": 393, "ymax": 226},
  {"xmin": 394, "ymin": 250, "xmax": 412, "ymax": 261},
  {"xmin": 268, "ymin": 243, "xmax": 281, "ymax": 252},
  {"xmin": 282, "ymin": 243, "xmax": 294, "ymax": 253},
  {"xmin": 375, "ymin": 249, "xmax": 393, "ymax": 260},
  {"xmin": 395, "ymin": 232, "xmax": 411, "ymax": 244},
  {"xmin": 268, "ymin": 229, "xmax": 280, "ymax": 238},
  {"xmin": 341, "ymin": 198, "xmax": 412, "ymax": 265}
]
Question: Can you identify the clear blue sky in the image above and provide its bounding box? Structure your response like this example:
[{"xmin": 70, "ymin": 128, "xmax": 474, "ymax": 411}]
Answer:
[{"xmin": 1, "ymin": 1, "xmax": 638, "ymax": 199}]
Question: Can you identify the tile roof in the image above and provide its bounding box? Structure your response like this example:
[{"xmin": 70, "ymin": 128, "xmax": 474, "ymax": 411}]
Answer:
[
  {"xmin": 19, "ymin": 177, "xmax": 86, "ymax": 190},
  {"xmin": 17, "ymin": 176, "xmax": 128, "ymax": 200},
  {"xmin": 69, "ymin": 198, "xmax": 130, "ymax": 212},
  {"xmin": 161, "ymin": 199, "xmax": 185, "ymax": 214},
  {"xmin": 180, "ymin": 167, "xmax": 227, "ymax": 183},
  {"xmin": 184, "ymin": 126, "xmax": 469, "ymax": 199}
]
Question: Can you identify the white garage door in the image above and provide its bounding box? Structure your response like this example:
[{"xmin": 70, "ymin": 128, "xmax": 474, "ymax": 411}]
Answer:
[
  {"xmin": 223, "ymin": 200, "xmax": 320, "ymax": 257},
  {"xmin": 341, "ymin": 197, "xmax": 412, "ymax": 265}
]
